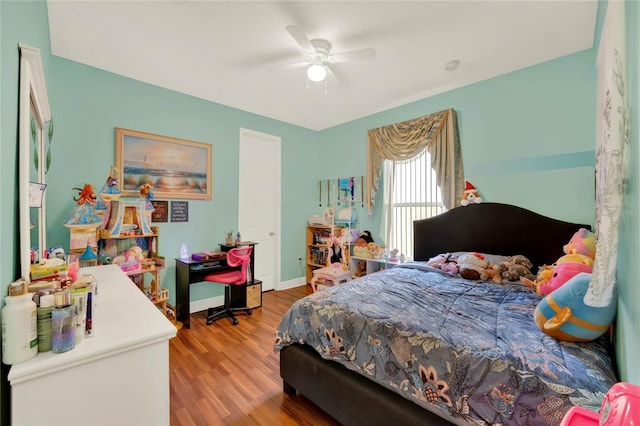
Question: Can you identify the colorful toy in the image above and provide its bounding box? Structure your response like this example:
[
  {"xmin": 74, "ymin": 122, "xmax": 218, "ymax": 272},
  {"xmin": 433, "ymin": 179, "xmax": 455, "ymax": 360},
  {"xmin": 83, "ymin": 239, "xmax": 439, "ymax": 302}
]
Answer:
[
  {"xmin": 560, "ymin": 382, "xmax": 640, "ymax": 426},
  {"xmin": 367, "ymin": 242, "xmax": 384, "ymax": 259},
  {"xmin": 388, "ymin": 248, "xmax": 400, "ymax": 262},
  {"xmin": 534, "ymin": 272, "xmax": 616, "ymax": 342},
  {"xmin": 556, "ymin": 253, "xmax": 595, "ymax": 267},
  {"xmin": 538, "ymin": 261, "xmax": 593, "ymax": 296},
  {"xmin": 563, "ymin": 228, "xmax": 596, "ymax": 260},
  {"xmin": 458, "ymin": 252, "xmax": 488, "ymax": 280},
  {"xmin": 328, "ymin": 237, "xmax": 348, "ymax": 267},
  {"xmin": 460, "ymin": 181, "xmax": 482, "ymax": 206},
  {"xmin": 426, "ymin": 253, "xmax": 459, "ymax": 274},
  {"xmin": 97, "ymin": 166, "xmax": 121, "ymax": 202},
  {"xmin": 521, "ymin": 264, "xmax": 554, "ymax": 291},
  {"xmin": 73, "ymin": 183, "xmax": 97, "ymax": 205},
  {"xmin": 353, "ymin": 231, "xmax": 375, "ymax": 258},
  {"xmin": 47, "ymin": 246, "xmax": 67, "ymax": 262}
]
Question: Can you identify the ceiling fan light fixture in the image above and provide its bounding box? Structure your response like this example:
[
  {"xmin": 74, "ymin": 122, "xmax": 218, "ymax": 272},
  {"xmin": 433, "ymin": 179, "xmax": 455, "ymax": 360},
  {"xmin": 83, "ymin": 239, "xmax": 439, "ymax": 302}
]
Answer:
[{"xmin": 307, "ymin": 64, "xmax": 327, "ymax": 82}]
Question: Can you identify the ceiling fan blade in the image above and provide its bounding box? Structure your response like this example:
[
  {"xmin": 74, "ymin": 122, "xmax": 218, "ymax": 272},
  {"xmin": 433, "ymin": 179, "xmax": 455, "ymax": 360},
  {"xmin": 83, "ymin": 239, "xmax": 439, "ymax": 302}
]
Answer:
[
  {"xmin": 325, "ymin": 64, "xmax": 341, "ymax": 84},
  {"xmin": 329, "ymin": 48, "xmax": 377, "ymax": 64},
  {"xmin": 269, "ymin": 59, "xmax": 310, "ymax": 71},
  {"xmin": 285, "ymin": 25, "xmax": 314, "ymax": 53}
]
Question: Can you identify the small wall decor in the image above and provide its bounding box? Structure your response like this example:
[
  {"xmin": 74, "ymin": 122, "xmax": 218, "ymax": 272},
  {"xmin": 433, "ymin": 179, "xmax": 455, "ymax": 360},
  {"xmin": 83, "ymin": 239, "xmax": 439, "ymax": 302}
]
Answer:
[
  {"xmin": 116, "ymin": 128, "xmax": 212, "ymax": 200},
  {"xmin": 170, "ymin": 201, "xmax": 189, "ymax": 222},
  {"xmin": 151, "ymin": 200, "xmax": 169, "ymax": 223}
]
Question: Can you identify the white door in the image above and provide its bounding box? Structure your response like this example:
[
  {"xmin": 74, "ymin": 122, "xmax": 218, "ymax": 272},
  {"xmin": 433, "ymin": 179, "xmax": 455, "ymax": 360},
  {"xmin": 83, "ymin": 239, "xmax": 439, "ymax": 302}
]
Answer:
[{"xmin": 238, "ymin": 128, "xmax": 281, "ymax": 291}]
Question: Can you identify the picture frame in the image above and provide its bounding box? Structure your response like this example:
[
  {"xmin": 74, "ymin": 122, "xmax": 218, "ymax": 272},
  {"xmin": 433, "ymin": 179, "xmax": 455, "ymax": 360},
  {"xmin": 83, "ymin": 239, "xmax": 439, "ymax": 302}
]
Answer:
[{"xmin": 115, "ymin": 128, "xmax": 212, "ymax": 200}]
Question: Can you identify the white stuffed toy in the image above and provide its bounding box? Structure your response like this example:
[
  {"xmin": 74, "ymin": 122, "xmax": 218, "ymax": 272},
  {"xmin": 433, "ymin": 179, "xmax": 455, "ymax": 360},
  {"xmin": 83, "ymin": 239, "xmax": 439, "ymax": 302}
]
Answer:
[
  {"xmin": 457, "ymin": 252, "xmax": 489, "ymax": 280},
  {"xmin": 461, "ymin": 180, "xmax": 482, "ymax": 206}
]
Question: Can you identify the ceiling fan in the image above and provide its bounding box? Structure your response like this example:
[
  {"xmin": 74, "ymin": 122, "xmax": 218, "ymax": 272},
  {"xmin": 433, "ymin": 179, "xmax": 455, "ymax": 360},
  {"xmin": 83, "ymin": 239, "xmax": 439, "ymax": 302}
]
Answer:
[{"xmin": 280, "ymin": 25, "xmax": 377, "ymax": 83}]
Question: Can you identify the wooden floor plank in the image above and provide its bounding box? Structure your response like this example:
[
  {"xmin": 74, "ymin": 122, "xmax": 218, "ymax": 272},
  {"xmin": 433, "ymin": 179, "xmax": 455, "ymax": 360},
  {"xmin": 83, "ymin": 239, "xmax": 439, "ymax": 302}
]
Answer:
[{"xmin": 170, "ymin": 285, "xmax": 341, "ymax": 425}]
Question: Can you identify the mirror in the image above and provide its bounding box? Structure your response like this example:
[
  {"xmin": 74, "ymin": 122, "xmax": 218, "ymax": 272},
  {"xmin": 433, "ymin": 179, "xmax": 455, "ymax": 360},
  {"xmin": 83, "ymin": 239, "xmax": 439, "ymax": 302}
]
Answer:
[{"xmin": 19, "ymin": 44, "xmax": 51, "ymax": 281}]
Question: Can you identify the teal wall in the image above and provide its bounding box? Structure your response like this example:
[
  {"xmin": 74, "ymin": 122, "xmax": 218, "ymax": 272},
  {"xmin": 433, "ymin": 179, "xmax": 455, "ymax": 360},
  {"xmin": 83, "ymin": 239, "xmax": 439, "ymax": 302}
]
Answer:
[
  {"xmin": 2, "ymin": 1, "xmax": 638, "ymax": 420},
  {"xmin": 320, "ymin": 49, "xmax": 598, "ymax": 238},
  {"xmin": 46, "ymin": 57, "xmax": 320, "ymax": 302},
  {"xmin": 616, "ymin": 0, "xmax": 640, "ymax": 385}
]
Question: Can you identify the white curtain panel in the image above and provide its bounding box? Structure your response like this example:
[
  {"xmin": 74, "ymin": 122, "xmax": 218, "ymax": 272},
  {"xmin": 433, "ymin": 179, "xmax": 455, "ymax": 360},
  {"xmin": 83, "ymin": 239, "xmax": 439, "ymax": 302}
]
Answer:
[{"xmin": 589, "ymin": 0, "xmax": 630, "ymax": 307}]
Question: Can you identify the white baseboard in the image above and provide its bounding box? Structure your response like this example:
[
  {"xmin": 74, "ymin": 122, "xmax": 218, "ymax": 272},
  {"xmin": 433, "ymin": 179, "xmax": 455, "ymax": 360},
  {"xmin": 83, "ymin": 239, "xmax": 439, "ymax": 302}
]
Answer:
[
  {"xmin": 277, "ymin": 276, "xmax": 306, "ymax": 291},
  {"xmin": 190, "ymin": 295, "xmax": 224, "ymax": 314}
]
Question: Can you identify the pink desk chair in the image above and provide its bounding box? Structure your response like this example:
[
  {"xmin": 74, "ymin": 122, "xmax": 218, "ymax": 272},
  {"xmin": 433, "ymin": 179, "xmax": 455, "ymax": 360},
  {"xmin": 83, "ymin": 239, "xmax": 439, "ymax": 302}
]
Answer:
[{"xmin": 204, "ymin": 246, "xmax": 253, "ymax": 326}]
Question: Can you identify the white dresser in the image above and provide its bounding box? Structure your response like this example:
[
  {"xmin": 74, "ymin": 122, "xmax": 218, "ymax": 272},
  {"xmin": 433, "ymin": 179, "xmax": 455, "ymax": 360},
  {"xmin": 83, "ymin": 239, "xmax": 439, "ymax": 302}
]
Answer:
[{"xmin": 8, "ymin": 265, "xmax": 177, "ymax": 426}]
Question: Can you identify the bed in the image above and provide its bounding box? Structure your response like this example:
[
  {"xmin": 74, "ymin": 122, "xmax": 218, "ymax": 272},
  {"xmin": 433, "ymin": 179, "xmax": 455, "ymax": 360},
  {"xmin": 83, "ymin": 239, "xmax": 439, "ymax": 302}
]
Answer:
[{"xmin": 274, "ymin": 203, "xmax": 618, "ymax": 426}]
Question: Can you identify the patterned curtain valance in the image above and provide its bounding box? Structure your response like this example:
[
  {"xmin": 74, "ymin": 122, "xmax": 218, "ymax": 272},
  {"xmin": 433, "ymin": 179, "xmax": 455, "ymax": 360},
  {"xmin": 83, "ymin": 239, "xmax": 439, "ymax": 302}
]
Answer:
[{"xmin": 366, "ymin": 108, "xmax": 464, "ymax": 213}]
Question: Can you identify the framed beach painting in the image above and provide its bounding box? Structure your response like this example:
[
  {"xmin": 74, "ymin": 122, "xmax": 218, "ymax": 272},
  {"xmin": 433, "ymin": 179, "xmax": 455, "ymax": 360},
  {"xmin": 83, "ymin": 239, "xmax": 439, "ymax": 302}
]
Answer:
[{"xmin": 115, "ymin": 128, "xmax": 212, "ymax": 200}]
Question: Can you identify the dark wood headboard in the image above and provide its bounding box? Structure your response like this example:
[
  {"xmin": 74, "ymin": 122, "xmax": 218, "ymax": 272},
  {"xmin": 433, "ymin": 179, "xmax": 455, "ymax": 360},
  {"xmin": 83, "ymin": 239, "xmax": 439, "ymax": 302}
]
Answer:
[{"xmin": 413, "ymin": 203, "xmax": 591, "ymax": 268}]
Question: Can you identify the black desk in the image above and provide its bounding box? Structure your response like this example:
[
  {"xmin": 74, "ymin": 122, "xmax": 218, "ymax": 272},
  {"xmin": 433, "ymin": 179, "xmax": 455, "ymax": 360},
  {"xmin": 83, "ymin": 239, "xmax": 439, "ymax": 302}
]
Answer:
[{"xmin": 175, "ymin": 242, "xmax": 257, "ymax": 328}]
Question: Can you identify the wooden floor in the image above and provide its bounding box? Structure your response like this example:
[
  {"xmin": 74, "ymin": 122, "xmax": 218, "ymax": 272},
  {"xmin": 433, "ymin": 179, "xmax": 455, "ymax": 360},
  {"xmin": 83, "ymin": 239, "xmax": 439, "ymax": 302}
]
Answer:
[{"xmin": 169, "ymin": 285, "xmax": 341, "ymax": 426}]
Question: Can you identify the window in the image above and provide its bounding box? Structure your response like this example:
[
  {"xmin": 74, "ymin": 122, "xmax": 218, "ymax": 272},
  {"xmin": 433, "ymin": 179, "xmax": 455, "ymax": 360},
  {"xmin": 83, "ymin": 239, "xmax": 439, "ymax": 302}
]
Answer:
[{"xmin": 388, "ymin": 150, "xmax": 444, "ymax": 259}]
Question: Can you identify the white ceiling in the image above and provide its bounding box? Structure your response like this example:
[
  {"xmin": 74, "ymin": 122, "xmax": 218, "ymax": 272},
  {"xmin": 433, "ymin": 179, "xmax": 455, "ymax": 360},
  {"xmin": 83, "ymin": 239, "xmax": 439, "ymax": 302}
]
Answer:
[{"xmin": 47, "ymin": 1, "xmax": 597, "ymax": 131}]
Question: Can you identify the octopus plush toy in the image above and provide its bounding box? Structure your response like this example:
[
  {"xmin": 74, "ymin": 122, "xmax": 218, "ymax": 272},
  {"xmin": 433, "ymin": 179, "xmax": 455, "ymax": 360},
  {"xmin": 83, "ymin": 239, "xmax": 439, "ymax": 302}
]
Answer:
[{"xmin": 534, "ymin": 272, "xmax": 617, "ymax": 342}]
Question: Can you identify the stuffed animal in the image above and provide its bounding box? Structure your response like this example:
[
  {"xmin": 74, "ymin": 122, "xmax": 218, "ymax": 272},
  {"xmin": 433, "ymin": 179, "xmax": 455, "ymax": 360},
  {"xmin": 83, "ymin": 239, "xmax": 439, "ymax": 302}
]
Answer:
[
  {"xmin": 534, "ymin": 272, "xmax": 616, "ymax": 342},
  {"xmin": 501, "ymin": 255, "xmax": 535, "ymax": 281},
  {"xmin": 480, "ymin": 263, "xmax": 505, "ymax": 284},
  {"xmin": 427, "ymin": 253, "xmax": 459, "ymax": 274},
  {"xmin": 426, "ymin": 254, "xmax": 446, "ymax": 267},
  {"xmin": 47, "ymin": 246, "xmax": 67, "ymax": 261},
  {"xmin": 556, "ymin": 253, "xmax": 594, "ymax": 267},
  {"xmin": 508, "ymin": 254, "xmax": 533, "ymax": 270},
  {"xmin": 389, "ymin": 248, "xmax": 400, "ymax": 262},
  {"xmin": 563, "ymin": 228, "xmax": 596, "ymax": 260},
  {"xmin": 139, "ymin": 182, "xmax": 154, "ymax": 200},
  {"xmin": 521, "ymin": 264, "xmax": 554, "ymax": 292},
  {"xmin": 353, "ymin": 237, "xmax": 371, "ymax": 258},
  {"xmin": 460, "ymin": 181, "xmax": 482, "ymax": 206},
  {"xmin": 538, "ymin": 261, "xmax": 593, "ymax": 296},
  {"xmin": 353, "ymin": 231, "xmax": 375, "ymax": 258},
  {"xmin": 354, "ymin": 261, "xmax": 367, "ymax": 277},
  {"xmin": 458, "ymin": 252, "xmax": 488, "ymax": 280},
  {"xmin": 440, "ymin": 258, "xmax": 459, "ymax": 274},
  {"xmin": 367, "ymin": 242, "xmax": 384, "ymax": 259}
]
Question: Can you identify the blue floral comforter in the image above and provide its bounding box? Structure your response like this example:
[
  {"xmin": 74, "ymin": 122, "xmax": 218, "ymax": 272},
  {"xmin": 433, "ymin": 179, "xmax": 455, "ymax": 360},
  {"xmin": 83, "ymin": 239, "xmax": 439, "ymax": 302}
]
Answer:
[{"xmin": 274, "ymin": 263, "xmax": 617, "ymax": 426}]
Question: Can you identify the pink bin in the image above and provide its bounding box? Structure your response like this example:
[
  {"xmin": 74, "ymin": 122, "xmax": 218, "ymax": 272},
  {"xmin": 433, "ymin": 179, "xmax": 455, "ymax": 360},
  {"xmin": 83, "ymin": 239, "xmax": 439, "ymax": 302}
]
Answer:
[{"xmin": 561, "ymin": 382, "xmax": 640, "ymax": 425}]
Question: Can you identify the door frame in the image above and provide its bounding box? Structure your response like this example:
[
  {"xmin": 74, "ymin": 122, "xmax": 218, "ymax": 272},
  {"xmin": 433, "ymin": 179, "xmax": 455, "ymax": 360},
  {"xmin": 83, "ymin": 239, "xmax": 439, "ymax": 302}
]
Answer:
[{"xmin": 238, "ymin": 128, "xmax": 281, "ymax": 291}]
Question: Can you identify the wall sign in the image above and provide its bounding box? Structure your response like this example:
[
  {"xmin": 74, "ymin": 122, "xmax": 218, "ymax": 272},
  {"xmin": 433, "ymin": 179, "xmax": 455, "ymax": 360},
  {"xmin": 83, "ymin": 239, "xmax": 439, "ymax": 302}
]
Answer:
[
  {"xmin": 151, "ymin": 200, "xmax": 168, "ymax": 223},
  {"xmin": 170, "ymin": 201, "xmax": 189, "ymax": 222}
]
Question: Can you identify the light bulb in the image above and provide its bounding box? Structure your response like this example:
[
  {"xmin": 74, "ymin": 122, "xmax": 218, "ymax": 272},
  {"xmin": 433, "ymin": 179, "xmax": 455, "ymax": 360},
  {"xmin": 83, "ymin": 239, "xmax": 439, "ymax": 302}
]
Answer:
[{"xmin": 307, "ymin": 64, "xmax": 327, "ymax": 82}]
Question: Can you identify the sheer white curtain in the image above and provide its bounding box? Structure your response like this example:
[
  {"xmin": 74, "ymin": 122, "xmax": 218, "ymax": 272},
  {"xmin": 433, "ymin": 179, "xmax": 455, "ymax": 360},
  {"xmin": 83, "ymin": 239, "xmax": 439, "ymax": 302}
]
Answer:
[{"xmin": 382, "ymin": 152, "xmax": 445, "ymax": 258}]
